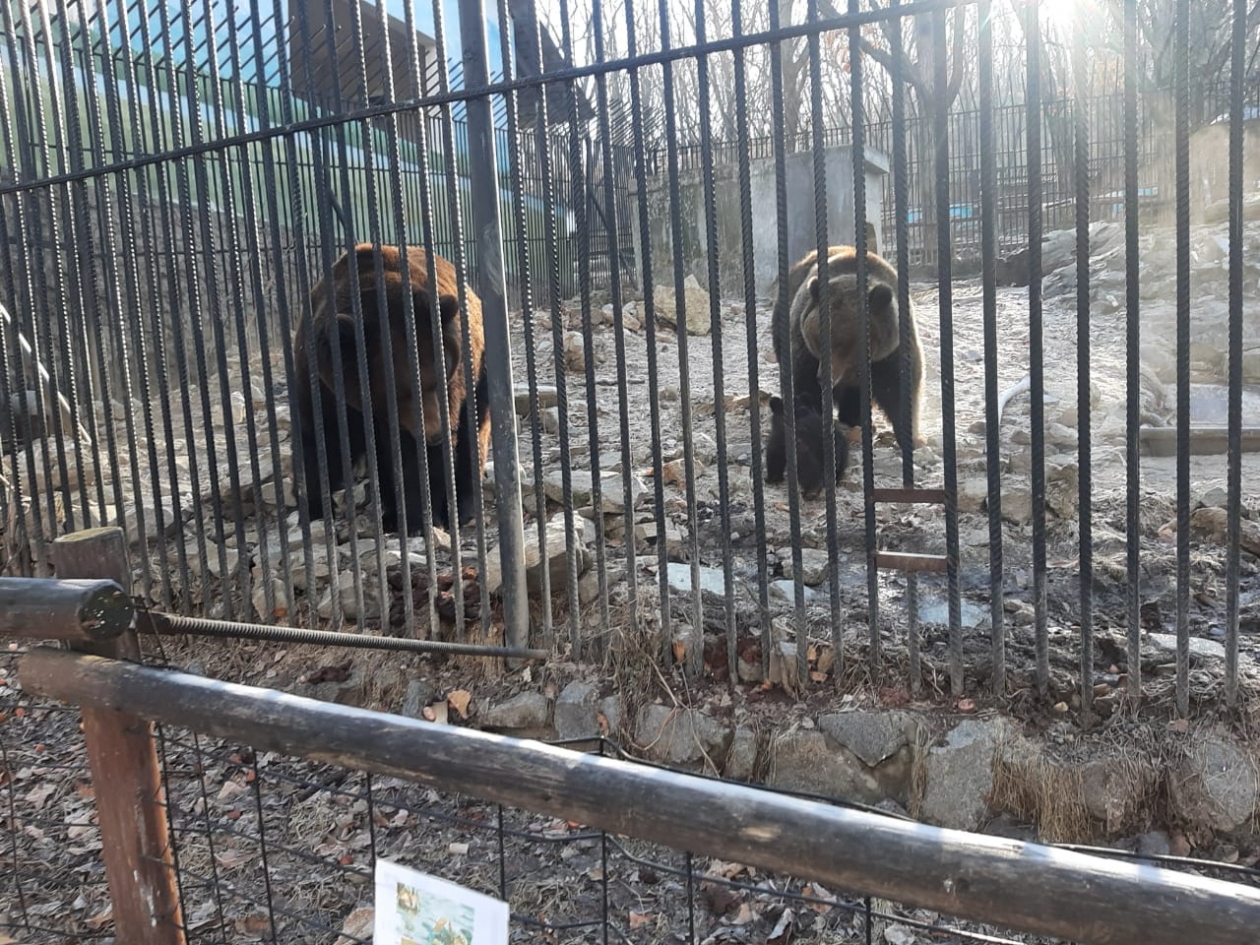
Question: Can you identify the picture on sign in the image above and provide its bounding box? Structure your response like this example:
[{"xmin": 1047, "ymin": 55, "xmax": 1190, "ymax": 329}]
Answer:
[{"xmin": 373, "ymin": 858, "xmax": 508, "ymax": 945}]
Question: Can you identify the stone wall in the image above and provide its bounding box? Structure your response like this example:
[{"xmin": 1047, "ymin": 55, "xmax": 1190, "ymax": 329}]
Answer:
[{"xmin": 459, "ymin": 681, "xmax": 1259, "ymax": 847}]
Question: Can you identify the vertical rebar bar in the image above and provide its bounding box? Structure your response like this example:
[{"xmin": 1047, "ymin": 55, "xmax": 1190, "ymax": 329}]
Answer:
[
  {"xmin": 1123, "ymin": 0, "xmax": 1143, "ymax": 702},
  {"xmin": 1025, "ymin": 0, "xmax": 1050, "ymax": 697},
  {"xmin": 978, "ymin": 0, "xmax": 1004, "ymax": 698},
  {"xmin": 890, "ymin": 0, "xmax": 915, "ymax": 686},
  {"xmin": 1225, "ymin": 0, "xmax": 1246, "ymax": 707},
  {"xmin": 1072, "ymin": 5, "xmax": 1094, "ymax": 720},
  {"xmin": 1174, "ymin": 0, "xmax": 1192, "ymax": 720},
  {"xmin": 932, "ymin": 8, "xmax": 963, "ymax": 697},
  {"xmin": 459, "ymin": 0, "xmax": 530, "ymax": 651}
]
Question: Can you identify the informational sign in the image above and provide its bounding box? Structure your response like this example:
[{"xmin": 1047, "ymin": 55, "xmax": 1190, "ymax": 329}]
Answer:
[{"xmin": 373, "ymin": 858, "xmax": 509, "ymax": 945}]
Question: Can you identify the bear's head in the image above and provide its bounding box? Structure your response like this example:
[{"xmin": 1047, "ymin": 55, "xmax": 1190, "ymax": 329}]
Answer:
[
  {"xmin": 318, "ymin": 244, "xmax": 472, "ymax": 449},
  {"xmin": 800, "ymin": 274, "xmax": 900, "ymax": 389}
]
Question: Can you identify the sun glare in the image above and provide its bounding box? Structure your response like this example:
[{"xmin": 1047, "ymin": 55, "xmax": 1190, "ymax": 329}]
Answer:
[{"xmin": 1041, "ymin": 0, "xmax": 1083, "ymax": 34}]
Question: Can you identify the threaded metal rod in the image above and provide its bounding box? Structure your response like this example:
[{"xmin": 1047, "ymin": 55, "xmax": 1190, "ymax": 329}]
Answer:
[{"xmin": 140, "ymin": 611, "xmax": 550, "ymax": 661}]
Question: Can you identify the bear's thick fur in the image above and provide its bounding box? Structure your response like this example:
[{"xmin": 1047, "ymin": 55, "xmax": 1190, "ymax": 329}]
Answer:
[
  {"xmin": 292, "ymin": 244, "xmax": 489, "ymax": 534},
  {"xmin": 764, "ymin": 394, "xmax": 851, "ymax": 498},
  {"xmin": 770, "ymin": 244, "xmax": 923, "ymax": 462}
]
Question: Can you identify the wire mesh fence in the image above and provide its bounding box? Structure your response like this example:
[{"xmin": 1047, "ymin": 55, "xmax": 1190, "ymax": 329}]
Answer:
[{"xmin": 7, "ymin": 638, "xmax": 1260, "ymax": 945}]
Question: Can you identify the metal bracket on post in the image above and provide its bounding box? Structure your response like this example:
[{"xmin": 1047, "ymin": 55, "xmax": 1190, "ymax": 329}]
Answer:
[
  {"xmin": 459, "ymin": 0, "xmax": 529, "ymax": 654},
  {"xmin": 869, "ymin": 488, "xmax": 949, "ymax": 574}
]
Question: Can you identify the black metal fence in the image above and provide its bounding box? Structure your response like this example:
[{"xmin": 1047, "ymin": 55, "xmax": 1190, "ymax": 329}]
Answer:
[
  {"xmin": 667, "ymin": 80, "xmax": 1260, "ymax": 269},
  {"xmin": 0, "ymin": 0, "xmax": 1257, "ymax": 761}
]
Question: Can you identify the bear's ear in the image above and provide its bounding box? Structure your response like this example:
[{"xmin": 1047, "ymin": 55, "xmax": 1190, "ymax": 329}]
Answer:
[
  {"xmin": 807, "ymin": 276, "xmax": 820, "ymax": 302},
  {"xmin": 769, "ymin": 395, "xmax": 784, "ymax": 415},
  {"xmin": 438, "ymin": 293, "xmax": 461, "ymax": 326},
  {"xmin": 868, "ymin": 283, "xmax": 894, "ymax": 313}
]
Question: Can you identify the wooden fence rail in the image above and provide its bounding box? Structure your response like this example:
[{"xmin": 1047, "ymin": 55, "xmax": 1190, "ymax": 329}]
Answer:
[{"xmin": 14, "ymin": 638, "xmax": 1260, "ymax": 945}]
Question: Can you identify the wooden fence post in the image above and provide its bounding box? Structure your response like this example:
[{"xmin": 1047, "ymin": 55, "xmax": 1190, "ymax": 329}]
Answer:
[{"xmin": 51, "ymin": 526, "xmax": 186, "ymax": 945}]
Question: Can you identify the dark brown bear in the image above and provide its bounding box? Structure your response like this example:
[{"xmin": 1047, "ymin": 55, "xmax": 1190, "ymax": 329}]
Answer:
[
  {"xmin": 292, "ymin": 244, "xmax": 489, "ymax": 535},
  {"xmin": 769, "ymin": 244, "xmax": 923, "ymax": 463},
  {"xmin": 764, "ymin": 394, "xmax": 850, "ymax": 498}
]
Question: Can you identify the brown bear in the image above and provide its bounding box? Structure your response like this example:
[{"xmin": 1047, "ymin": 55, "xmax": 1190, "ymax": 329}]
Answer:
[
  {"xmin": 292, "ymin": 243, "xmax": 490, "ymax": 535},
  {"xmin": 764, "ymin": 394, "xmax": 851, "ymax": 498},
  {"xmin": 769, "ymin": 244, "xmax": 923, "ymax": 463}
]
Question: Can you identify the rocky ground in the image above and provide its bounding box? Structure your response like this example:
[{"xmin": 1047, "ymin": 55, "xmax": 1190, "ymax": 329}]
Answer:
[{"xmin": 5, "ymin": 216, "xmax": 1260, "ymax": 942}]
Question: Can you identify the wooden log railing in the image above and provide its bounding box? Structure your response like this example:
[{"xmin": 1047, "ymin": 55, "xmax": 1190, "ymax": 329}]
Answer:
[{"xmin": 11, "ymin": 638, "xmax": 1260, "ymax": 945}]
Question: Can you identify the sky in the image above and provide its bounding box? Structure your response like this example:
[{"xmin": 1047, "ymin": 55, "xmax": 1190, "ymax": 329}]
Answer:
[{"xmin": 63, "ymin": 0, "xmax": 508, "ymax": 90}]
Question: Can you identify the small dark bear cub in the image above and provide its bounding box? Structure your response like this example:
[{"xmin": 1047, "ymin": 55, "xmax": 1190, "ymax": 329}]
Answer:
[
  {"xmin": 764, "ymin": 395, "xmax": 851, "ymax": 499},
  {"xmin": 292, "ymin": 243, "xmax": 490, "ymax": 535}
]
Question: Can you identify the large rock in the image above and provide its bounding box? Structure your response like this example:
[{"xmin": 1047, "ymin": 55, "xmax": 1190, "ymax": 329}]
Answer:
[
  {"xmin": 819, "ymin": 711, "xmax": 920, "ymax": 768},
  {"xmin": 918, "ymin": 718, "xmax": 1013, "ymax": 830},
  {"xmin": 723, "ymin": 725, "xmax": 759, "ymax": 782},
  {"xmin": 554, "ymin": 680, "xmax": 600, "ymax": 740},
  {"xmin": 482, "ymin": 514, "xmax": 591, "ymax": 599},
  {"xmin": 543, "ymin": 468, "xmax": 643, "ymax": 514},
  {"xmin": 479, "ymin": 692, "xmax": 551, "ymax": 734},
  {"xmin": 1079, "ymin": 755, "xmax": 1157, "ymax": 835},
  {"xmin": 768, "ymin": 726, "xmax": 914, "ymax": 806},
  {"xmin": 634, "ymin": 704, "xmax": 731, "ymax": 772},
  {"xmin": 1243, "ymin": 347, "xmax": 1260, "ymax": 384},
  {"xmin": 1168, "ymin": 733, "xmax": 1258, "ymax": 832},
  {"xmin": 599, "ymin": 695, "xmax": 623, "ymax": 738},
  {"xmin": 780, "ymin": 547, "xmax": 833, "ymax": 587},
  {"xmin": 665, "ymin": 562, "xmax": 729, "ymax": 599},
  {"xmin": 651, "ymin": 275, "xmax": 713, "ymax": 336}
]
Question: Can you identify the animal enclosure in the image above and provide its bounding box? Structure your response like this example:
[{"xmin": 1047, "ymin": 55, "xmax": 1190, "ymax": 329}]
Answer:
[{"xmin": 3, "ymin": 0, "xmax": 1260, "ymax": 939}]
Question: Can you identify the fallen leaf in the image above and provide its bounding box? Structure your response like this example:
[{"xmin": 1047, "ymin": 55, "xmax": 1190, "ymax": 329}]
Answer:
[
  {"xmin": 215, "ymin": 848, "xmax": 250, "ymax": 869},
  {"xmin": 241, "ymin": 913, "xmax": 270, "ymax": 933},
  {"xmin": 334, "ymin": 907, "xmax": 374, "ymax": 945},
  {"xmin": 25, "ymin": 782, "xmax": 56, "ymax": 810},
  {"xmin": 628, "ymin": 911, "xmax": 653, "ymax": 929},
  {"xmin": 447, "ymin": 689, "xmax": 472, "ymax": 720},
  {"xmin": 767, "ymin": 907, "xmax": 796, "ymax": 943},
  {"xmin": 704, "ymin": 859, "xmax": 746, "ymax": 879},
  {"xmin": 1167, "ymin": 718, "xmax": 1190, "ymax": 733}
]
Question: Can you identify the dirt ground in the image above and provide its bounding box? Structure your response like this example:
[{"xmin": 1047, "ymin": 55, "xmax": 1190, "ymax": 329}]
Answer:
[
  {"xmin": 5, "ymin": 265, "xmax": 1260, "ymax": 944},
  {"xmin": 508, "ymin": 269, "xmax": 1260, "ymax": 700}
]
